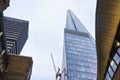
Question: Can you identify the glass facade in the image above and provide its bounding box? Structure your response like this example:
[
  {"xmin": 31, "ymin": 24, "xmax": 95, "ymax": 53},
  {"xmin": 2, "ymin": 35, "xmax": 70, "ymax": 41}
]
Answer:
[
  {"xmin": 61, "ymin": 10, "xmax": 97, "ymax": 80},
  {"xmin": 3, "ymin": 17, "xmax": 29, "ymax": 54},
  {"xmin": 64, "ymin": 32, "xmax": 97, "ymax": 80},
  {"xmin": 105, "ymin": 23, "xmax": 120, "ymax": 80},
  {"xmin": 105, "ymin": 48, "xmax": 120, "ymax": 80}
]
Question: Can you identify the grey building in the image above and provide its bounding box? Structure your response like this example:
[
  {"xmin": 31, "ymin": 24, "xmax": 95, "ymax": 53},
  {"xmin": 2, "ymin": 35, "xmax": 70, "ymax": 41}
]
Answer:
[
  {"xmin": 3, "ymin": 17, "xmax": 29, "ymax": 54},
  {"xmin": 0, "ymin": 1, "xmax": 9, "ymax": 73},
  {"xmin": 61, "ymin": 10, "xmax": 97, "ymax": 80},
  {"xmin": 0, "ymin": 2, "xmax": 33, "ymax": 80}
]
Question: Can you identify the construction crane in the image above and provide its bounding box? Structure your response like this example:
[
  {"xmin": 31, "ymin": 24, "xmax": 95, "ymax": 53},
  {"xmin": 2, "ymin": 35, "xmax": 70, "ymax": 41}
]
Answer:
[{"xmin": 50, "ymin": 53, "xmax": 61, "ymax": 80}]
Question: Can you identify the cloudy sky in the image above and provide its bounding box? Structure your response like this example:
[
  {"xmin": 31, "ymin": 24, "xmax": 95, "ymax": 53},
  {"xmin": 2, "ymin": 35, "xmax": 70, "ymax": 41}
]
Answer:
[{"xmin": 4, "ymin": 0, "xmax": 97, "ymax": 80}]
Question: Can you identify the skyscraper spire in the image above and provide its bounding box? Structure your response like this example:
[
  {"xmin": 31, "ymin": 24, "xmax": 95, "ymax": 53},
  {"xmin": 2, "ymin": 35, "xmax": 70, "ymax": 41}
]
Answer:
[
  {"xmin": 66, "ymin": 10, "xmax": 88, "ymax": 33},
  {"xmin": 61, "ymin": 10, "xmax": 97, "ymax": 80}
]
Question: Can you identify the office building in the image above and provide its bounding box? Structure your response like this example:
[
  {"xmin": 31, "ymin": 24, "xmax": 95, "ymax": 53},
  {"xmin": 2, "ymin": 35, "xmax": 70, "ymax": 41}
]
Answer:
[
  {"xmin": 0, "ymin": 54, "xmax": 33, "ymax": 80},
  {"xmin": 0, "ymin": 17, "xmax": 33, "ymax": 80},
  {"xmin": 3, "ymin": 17, "xmax": 29, "ymax": 54},
  {"xmin": 0, "ymin": 14, "xmax": 8, "ymax": 74},
  {"xmin": 61, "ymin": 10, "xmax": 97, "ymax": 80},
  {"xmin": 0, "ymin": 1, "xmax": 33, "ymax": 80},
  {"xmin": 0, "ymin": 0, "xmax": 10, "ymax": 74},
  {"xmin": 96, "ymin": 0, "xmax": 120, "ymax": 80}
]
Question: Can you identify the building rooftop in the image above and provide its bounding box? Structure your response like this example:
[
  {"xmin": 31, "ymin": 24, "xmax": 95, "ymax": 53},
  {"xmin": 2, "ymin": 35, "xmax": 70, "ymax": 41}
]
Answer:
[{"xmin": 0, "ymin": 54, "xmax": 33, "ymax": 80}]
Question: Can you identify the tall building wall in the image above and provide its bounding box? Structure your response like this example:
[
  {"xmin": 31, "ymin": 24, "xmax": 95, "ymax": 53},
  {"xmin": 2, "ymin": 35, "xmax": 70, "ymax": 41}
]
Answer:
[
  {"xmin": 96, "ymin": 0, "xmax": 120, "ymax": 80},
  {"xmin": 0, "ymin": 2, "xmax": 33, "ymax": 80},
  {"xmin": 0, "ymin": 37, "xmax": 2, "ymax": 49},
  {"xmin": 3, "ymin": 17, "xmax": 29, "ymax": 54},
  {"xmin": 0, "ymin": 3, "xmax": 9, "ymax": 74},
  {"xmin": 61, "ymin": 10, "xmax": 97, "ymax": 80}
]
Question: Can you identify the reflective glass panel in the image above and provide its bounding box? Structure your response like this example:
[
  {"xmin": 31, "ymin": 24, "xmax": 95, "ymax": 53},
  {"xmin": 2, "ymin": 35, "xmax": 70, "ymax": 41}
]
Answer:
[
  {"xmin": 117, "ymin": 48, "xmax": 120, "ymax": 55},
  {"xmin": 108, "ymin": 66, "xmax": 114, "ymax": 78},
  {"xmin": 65, "ymin": 32, "xmax": 97, "ymax": 80},
  {"xmin": 106, "ymin": 72, "xmax": 111, "ymax": 80},
  {"xmin": 110, "ymin": 60, "xmax": 117, "ymax": 72},
  {"xmin": 113, "ymin": 53, "xmax": 120, "ymax": 65}
]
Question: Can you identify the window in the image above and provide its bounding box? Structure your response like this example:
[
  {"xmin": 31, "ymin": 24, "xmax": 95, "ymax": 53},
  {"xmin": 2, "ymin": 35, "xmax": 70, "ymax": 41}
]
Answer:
[
  {"xmin": 110, "ymin": 60, "xmax": 117, "ymax": 72},
  {"xmin": 117, "ymin": 48, "xmax": 120, "ymax": 55},
  {"xmin": 108, "ymin": 66, "xmax": 114, "ymax": 78},
  {"xmin": 113, "ymin": 53, "xmax": 120, "ymax": 65},
  {"xmin": 106, "ymin": 72, "xmax": 111, "ymax": 80}
]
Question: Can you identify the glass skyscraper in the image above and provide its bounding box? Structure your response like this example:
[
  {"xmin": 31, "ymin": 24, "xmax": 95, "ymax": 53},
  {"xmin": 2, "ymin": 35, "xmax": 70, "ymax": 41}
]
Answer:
[
  {"xmin": 61, "ymin": 10, "xmax": 97, "ymax": 80},
  {"xmin": 3, "ymin": 17, "xmax": 29, "ymax": 54}
]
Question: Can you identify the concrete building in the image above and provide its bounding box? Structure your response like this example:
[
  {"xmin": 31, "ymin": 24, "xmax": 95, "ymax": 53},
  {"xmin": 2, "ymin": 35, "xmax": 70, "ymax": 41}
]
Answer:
[
  {"xmin": 0, "ymin": 54, "xmax": 33, "ymax": 80},
  {"xmin": 0, "ymin": 0, "xmax": 10, "ymax": 74},
  {"xmin": 0, "ymin": 0, "xmax": 33, "ymax": 80}
]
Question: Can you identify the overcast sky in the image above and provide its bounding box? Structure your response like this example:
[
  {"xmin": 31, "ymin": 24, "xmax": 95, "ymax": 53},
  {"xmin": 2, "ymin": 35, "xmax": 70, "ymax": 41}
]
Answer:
[{"xmin": 4, "ymin": 0, "xmax": 97, "ymax": 80}]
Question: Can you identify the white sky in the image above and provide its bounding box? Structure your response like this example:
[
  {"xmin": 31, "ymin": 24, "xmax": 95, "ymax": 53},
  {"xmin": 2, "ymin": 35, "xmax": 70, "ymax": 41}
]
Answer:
[{"xmin": 4, "ymin": 0, "xmax": 97, "ymax": 80}]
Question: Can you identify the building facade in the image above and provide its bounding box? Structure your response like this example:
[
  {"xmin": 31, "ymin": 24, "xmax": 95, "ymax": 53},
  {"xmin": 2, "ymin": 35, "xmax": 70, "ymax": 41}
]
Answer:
[
  {"xmin": 0, "ymin": 0, "xmax": 10, "ymax": 74},
  {"xmin": 0, "ymin": 1, "xmax": 33, "ymax": 80},
  {"xmin": 96, "ymin": 0, "xmax": 120, "ymax": 80},
  {"xmin": 0, "ymin": 54, "xmax": 33, "ymax": 80},
  {"xmin": 3, "ymin": 17, "xmax": 29, "ymax": 54},
  {"xmin": 61, "ymin": 10, "xmax": 97, "ymax": 80}
]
